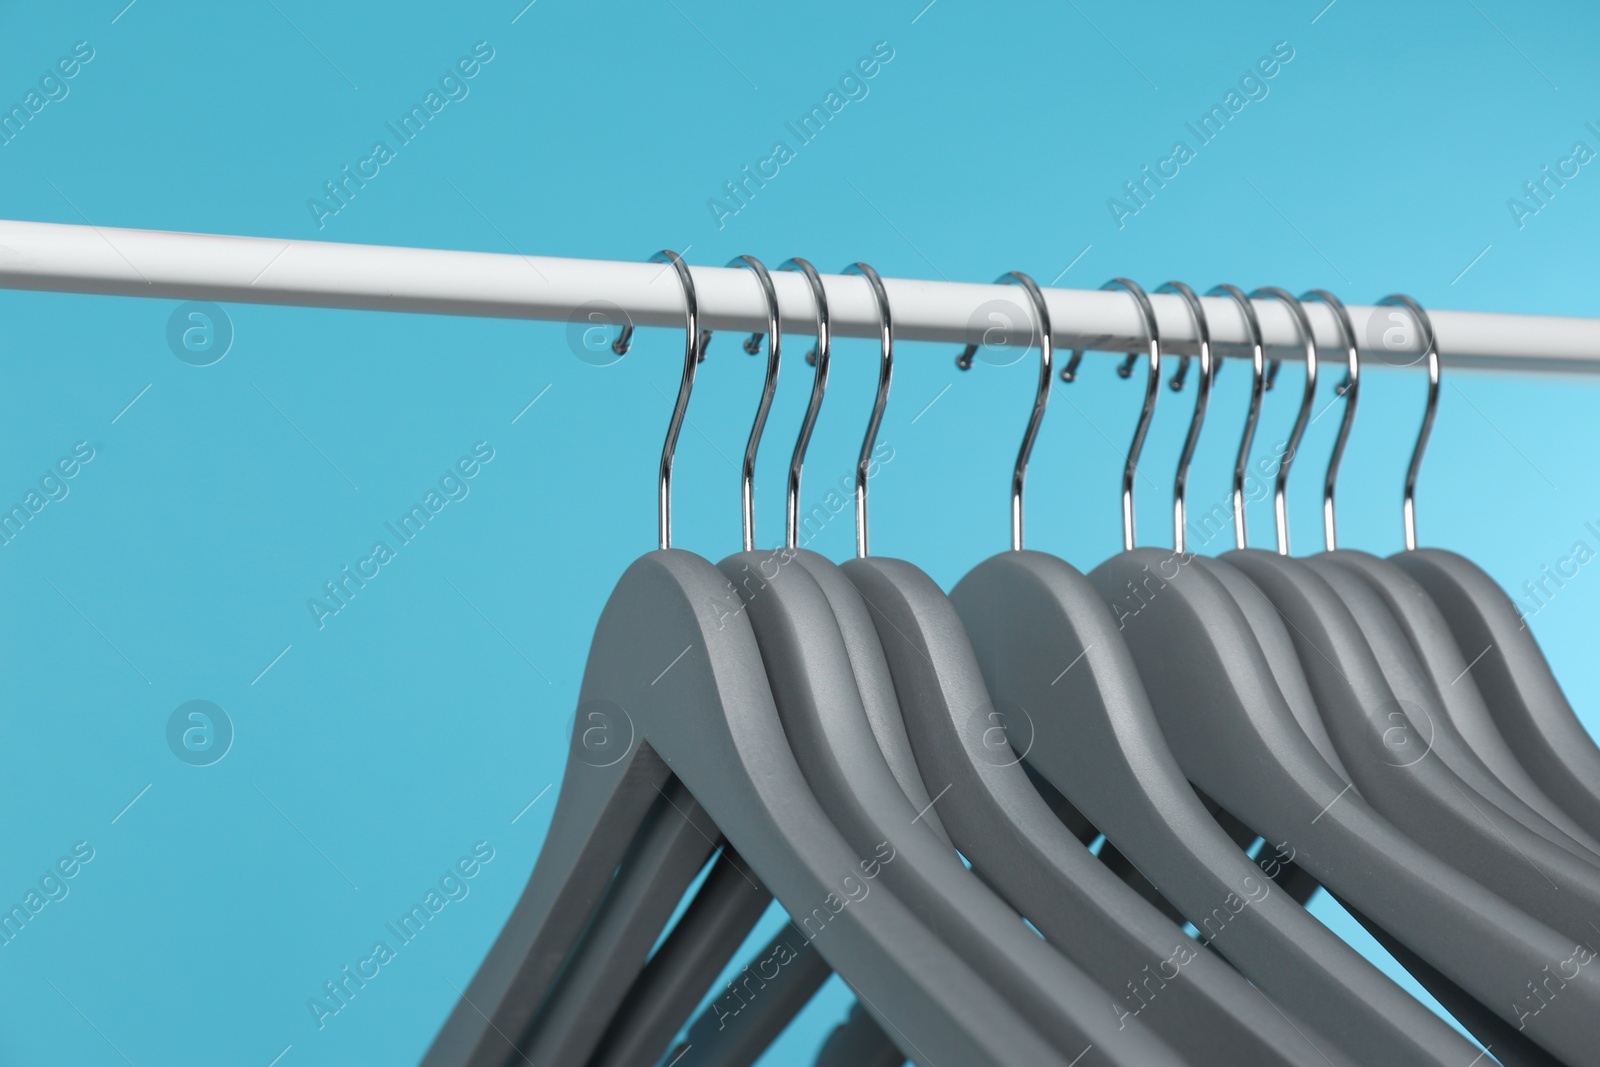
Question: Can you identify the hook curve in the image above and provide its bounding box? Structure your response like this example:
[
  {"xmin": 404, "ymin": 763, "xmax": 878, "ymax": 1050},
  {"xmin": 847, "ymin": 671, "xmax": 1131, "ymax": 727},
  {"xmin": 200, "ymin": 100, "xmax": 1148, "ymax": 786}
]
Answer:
[
  {"xmin": 1300, "ymin": 290, "xmax": 1360, "ymax": 551},
  {"xmin": 844, "ymin": 262, "xmax": 893, "ymax": 559},
  {"xmin": 779, "ymin": 258, "xmax": 831, "ymax": 551},
  {"xmin": 1207, "ymin": 285, "xmax": 1264, "ymax": 550},
  {"xmin": 953, "ymin": 272, "xmax": 1053, "ymax": 551},
  {"xmin": 1247, "ymin": 287, "xmax": 1317, "ymax": 555},
  {"xmin": 1378, "ymin": 293, "xmax": 1440, "ymax": 551},
  {"xmin": 653, "ymin": 249, "xmax": 699, "ymax": 550},
  {"xmin": 726, "ymin": 255, "xmax": 782, "ymax": 552},
  {"xmin": 1097, "ymin": 278, "xmax": 1162, "ymax": 551},
  {"xmin": 1156, "ymin": 282, "xmax": 1212, "ymax": 554}
]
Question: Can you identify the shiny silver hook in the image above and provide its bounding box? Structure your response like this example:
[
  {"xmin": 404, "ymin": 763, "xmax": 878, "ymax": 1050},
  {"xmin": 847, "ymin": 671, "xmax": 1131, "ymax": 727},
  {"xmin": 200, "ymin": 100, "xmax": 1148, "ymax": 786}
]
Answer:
[
  {"xmin": 1209, "ymin": 285, "xmax": 1265, "ymax": 549},
  {"xmin": 726, "ymin": 256, "xmax": 782, "ymax": 552},
  {"xmin": 652, "ymin": 250, "xmax": 700, "ymax": 550},
  {"xmin": 1248, "ymin": 287, "xmax": 1317, "ymax": 555},
  {"xmin": 954, "ymin": 272, "xmax": 1052, "ymax": 551},
  {"xmin": 843, "ymin": 262, "xmax": 892, "ymax": 559},
  {"xmin": 1157, "ymin": 282, "xmax": 1212, "ymax": 555},
  {"xmin": 779, "ymin": 258, "xmax": 831, "ymax": 550},
  {"xmin": 1300, "ymin": 290, "xmax": 1360, "ymax": 551},
  {"xmin": 1378, "ymin": 293, "xmax": 1440, "ymax": 551},
  {"xmin": 1081, "ymin": 279, "xmax": 1161, "ymax": 551}
]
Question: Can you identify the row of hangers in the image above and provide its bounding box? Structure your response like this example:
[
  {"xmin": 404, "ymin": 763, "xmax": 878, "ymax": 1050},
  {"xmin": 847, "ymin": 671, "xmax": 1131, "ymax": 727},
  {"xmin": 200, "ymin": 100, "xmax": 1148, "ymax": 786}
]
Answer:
[{"xmin": 422, "ymin": 251, "xmax": 1600, "ymax": 1067}]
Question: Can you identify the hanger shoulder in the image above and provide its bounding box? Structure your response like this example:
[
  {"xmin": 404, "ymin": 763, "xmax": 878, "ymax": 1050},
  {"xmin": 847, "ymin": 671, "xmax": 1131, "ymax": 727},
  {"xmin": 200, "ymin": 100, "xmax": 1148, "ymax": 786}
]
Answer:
[
  {"xmin": 1193, "ymin": 556, "xmax": 1351, "ymax": 781},
  {"xmin": 718, "ymin": 549, "xmax": 1180, "ymax": 1065},
  {"xmin": 1229, "ymin": 550, "xmax": 1600, "ymax": 934},
  {"xmin": 1395, "ymin": 547, "xmax": 1600, "ymax": 842},
  {"xmin": 958, "ymin": 548, "xmax": 1475, "ymax": 1066},
  {"xmin": 848, "ymin": 552, "xmax": 1356, "ymax": 1067},
  {"xmin": 789, "ymin": 549, "xmax": 951, "ymax": 847},
  {"xmin": 429, "ymin": 550, "xmax": 1072, "ymax": 1067},
  {"xmin": 1099, "ymin": 546, "xmax": 1600, "ymax": 1063},
  {"xmin": 1219, "ymin": 548, "xmax": 1600, "ymax": 1060},
  {"xmin": 1313, "ymin": 551, "xmax": 1600, "ymax": 863}
]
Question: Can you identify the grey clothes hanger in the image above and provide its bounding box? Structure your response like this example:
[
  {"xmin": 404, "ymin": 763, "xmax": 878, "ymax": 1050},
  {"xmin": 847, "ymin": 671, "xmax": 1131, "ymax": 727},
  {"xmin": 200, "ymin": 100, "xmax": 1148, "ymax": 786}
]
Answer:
[
  {"xmin": 423, "ymin": 251, "xmax": 1069, "ymax": 1067},
  {"xmin": 1199, "ymin": 563, "xmax": 1575, "ymax": 1067},
  {"xmin": 1298, "ymin": 291, "xmax": 1600, "ymax": 861},
  {"xmin": 954, "ymin": 278, "xmax": 1476, "ymax": 1066},
  {"xmin": 671, "ymin": 256, "xmax": 909, "ymax": 1067},
  {"xmin": 583, "ymin": 256, "xmax": 795, "ymax": 1067},
  {"xmin": 1399, "ymin": 548, "xmax": 1600, "ymax": 842},
  {"xmin": 498, "ymin": 272, "xmax": 775, "ymax": 1067},
  {"xmin": 717, "ymin": 261, "xmax": 1183, "ymax": 1065},
  {"xmin": 831, "ymin": 273, "xmax": 1350, "ymax": 1067},
  {"xmin": 1162, "ymin": 291, "xmax": 1580, "ymax": 1065},
  {"xmin": 1376, "ymin": 297, "xmax": 1600, "ymax": 845},
  {"xmin": 1093, "ymin": 284, "xmax": 1600, "ymax": 1060},
  {"xmin": 1398, "ymin": 547, "xmax": 1600, "ymax": 843},
  {"xmin": 1216, "ymin": 293, "xmax": 1600, "ymax": 945}
]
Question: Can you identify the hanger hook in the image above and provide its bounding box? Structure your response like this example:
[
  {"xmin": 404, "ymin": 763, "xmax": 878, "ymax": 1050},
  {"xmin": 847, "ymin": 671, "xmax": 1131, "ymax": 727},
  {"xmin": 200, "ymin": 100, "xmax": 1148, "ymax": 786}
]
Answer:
[
  {"xmin": 779, "ymin": 258, "xmax": 830, "ymax": 551},
  {"xmin": 953, "ymin": 271, "xmax": 1052, "ymax": 551},
  {"xmin": 1156, "ymin": 282, "xmax": 1212, "ymax": 555},
  {"xmin": 652, "ymin": 250, "xmax": 700, "ymax": 551},
  {"xmin": 1300, "ymin": 290, "xmax": 1360, "ymax": 551},
  {"xmin": 1247, "ymin": 287, "xmax": 1317, "ymax": 555},
  {"xmin": 1206, "ymin": 285, "xmax": 1263, "ymax": 550},
  {"xmin": 1378, "ymin": 293, "xmax": 1440, "ymax": 551},
  {"xmin": 843, "ymin": 262, "xmax": 893, "ymax": 559},
  {"xmin": 726, "ymin": 256, "xmax": 782, "ymax": 553},
  {"xmin": 1080, "ymin": 279, "xmax": 1160, "ymax": 551}
]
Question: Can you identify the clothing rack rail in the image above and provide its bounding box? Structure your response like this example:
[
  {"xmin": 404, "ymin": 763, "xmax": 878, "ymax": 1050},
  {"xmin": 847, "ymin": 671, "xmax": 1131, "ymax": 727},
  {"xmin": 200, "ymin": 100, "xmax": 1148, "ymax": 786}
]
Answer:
[{"xmin": 0, "ymin": 217, "xmax": 1594, "ymax": 374}]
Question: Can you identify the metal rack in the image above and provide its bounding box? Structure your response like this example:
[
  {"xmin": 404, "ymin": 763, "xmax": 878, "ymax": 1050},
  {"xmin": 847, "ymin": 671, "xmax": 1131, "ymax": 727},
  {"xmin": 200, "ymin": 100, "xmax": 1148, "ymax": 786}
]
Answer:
[{"xmin": 1, "ymin": 217, "xmax": 1595, "ymax": 374}]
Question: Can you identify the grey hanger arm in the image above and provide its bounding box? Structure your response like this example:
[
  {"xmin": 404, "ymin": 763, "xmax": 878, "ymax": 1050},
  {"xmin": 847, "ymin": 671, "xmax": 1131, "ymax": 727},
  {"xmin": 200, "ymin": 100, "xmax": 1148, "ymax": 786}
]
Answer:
[
  {"xmin": 1304, "ymin": 553, "xmax": 1600, "ymax": 865},
  {"xmin": 842, "ymin": 552, "xmax": 1358, "ymax": 1067},
  {"xmin": 423, "ymin": 551, "xmax": 1071, "ymax": 1067},
  {"xmin": 586, "ymin": 847, "xmax": 772, "ymax": 1067},
  {"xmin": 1200, "ymin": 552, "xmax": 1586, "ymax": 1061},
  {"xmin": 1120, "ymin": 546, "xmax": 1600, "ymax": 1061},
  {"xmin": 513, "ymin": 777, "xmax": 725, "ymax": 1065},
  {"xmin": 815, "ymin": 1002, "xmax": 906, "ymax": 1067},
  {"xmin": 1334, "ymin": 894, "xmax": 1566, "ymax": 1067},
  {"xmin": 717, "ymin": 549, "xmax": 1179, "ymax": 1065},
  {"xmin": 666, "ymin": 922, "xmax": 833, "ymax": 1067},
  {"xmin": 1224, "ymin": 550, "xmax": 1600, "ymax": 947},
  {"xmin": 1395, "ymin": 547, "xmax": 1600, "ymax": 842},
  {"xmin": 955, "ymin": 548, "xmax": 1478, "ymax": 1066},
  {"xmin": 1321, "ymin": 550, "xmax": 1600, "ymax": 859}
]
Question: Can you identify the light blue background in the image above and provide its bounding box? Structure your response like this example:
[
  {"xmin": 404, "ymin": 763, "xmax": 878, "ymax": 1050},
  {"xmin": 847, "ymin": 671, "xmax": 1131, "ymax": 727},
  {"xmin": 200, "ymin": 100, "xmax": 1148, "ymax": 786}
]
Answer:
[{"xmin": 1, "ymin": 1, "xmax": 1597, "ymax": 1063}]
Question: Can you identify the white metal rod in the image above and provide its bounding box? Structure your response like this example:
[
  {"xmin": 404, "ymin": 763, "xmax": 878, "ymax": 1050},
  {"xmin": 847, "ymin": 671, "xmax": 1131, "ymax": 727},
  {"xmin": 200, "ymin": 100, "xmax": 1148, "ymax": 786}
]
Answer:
[{"xmin": 0, "ymin": 218, "xmax": 1594, "ymax": 374}]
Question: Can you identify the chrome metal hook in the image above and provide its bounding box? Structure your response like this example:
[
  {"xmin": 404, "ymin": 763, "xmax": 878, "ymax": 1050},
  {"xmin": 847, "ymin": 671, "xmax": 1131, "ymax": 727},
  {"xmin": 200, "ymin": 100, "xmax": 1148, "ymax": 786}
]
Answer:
[
  {"xmin": 1248, "ymin": 287, "xmax": 1317, "ymax": 555},
  {"xmin": 1300, "ymin": 289, "xmax": 1360, "ymax": 551},
  {"xmin": 652, "ymin": 249, "xmax": 700, "ymax": 550},
  {"xmin": 780, "ymin": 258, "xmax": 831, "ymax": 550},
  {"xmin": 727, "ymin": 255, "xmax": 782, "ymax": 552},
  {"xmin": 1076, "ymin": 278, "xmax": 1161, "ymax": 551},
  {"xmin": 1116, "ymin": 280, "xmax": 1161, "ymax": 550},
  {"xmin": 953, "ymin": 271, "xmax": 1052, "ymax": 551},
  {"xmin": 843, "ymin": 262, "xmax": 892, "ymax": 559},
  {"xmin": 1209, "ymin": 284, "xmax": 1265, "ymax": 550},
  {"xmin": 1379, "ymin": 293, "xmax": 1440, "ymax": 551},
  {"xmin": 1157, "ymin": 282, "xmax": 1212, "ymax": 555}
]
